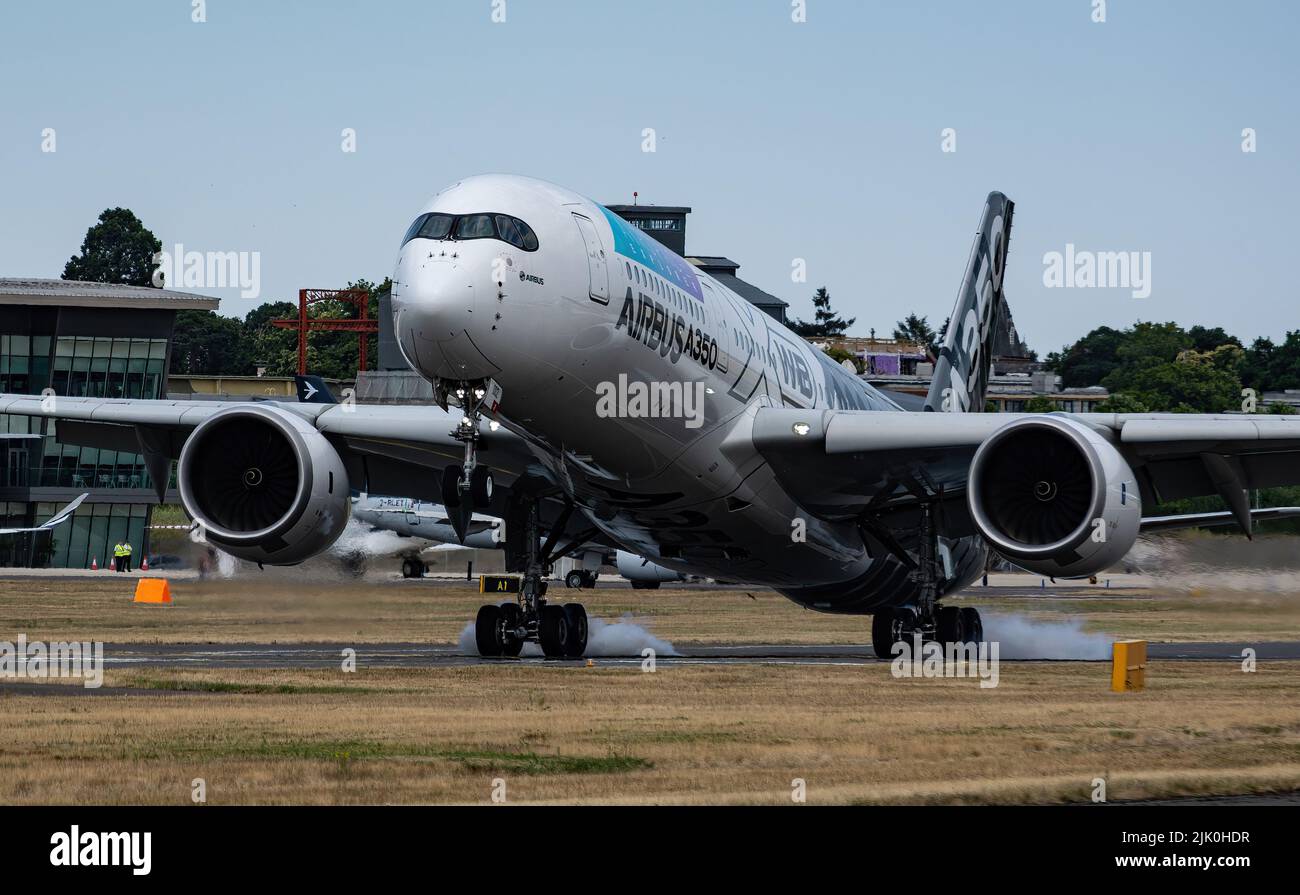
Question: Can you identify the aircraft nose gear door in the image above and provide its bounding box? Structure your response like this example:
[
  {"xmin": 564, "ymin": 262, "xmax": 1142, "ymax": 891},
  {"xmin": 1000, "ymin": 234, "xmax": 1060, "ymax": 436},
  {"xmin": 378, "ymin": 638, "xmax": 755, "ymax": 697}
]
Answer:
[{"xmin": 572, "ymin": 213, "xmax": 609, "ymax": 304}]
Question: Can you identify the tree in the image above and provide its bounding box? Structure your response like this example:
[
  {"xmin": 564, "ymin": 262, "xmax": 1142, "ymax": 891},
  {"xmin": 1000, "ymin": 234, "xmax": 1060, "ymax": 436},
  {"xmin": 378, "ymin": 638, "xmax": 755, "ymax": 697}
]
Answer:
[
  {"xmin": 1187, "ymin": 325, "xmax": 1241, "ymax": 353},
  {"xmin": 169, "ymin": 311, "xmax": 252, "ymax": 375},
  {"xmin": 1023, "ymin": 396, "xmax": 1057, "ymax": 413},
  {"xmin": 63, "ymin": 208, "xmax": 162, "ymax": 286},
  {"xmin": 1117, "ymin": 347, "xmax": 1241, "ymax": 413},
  {"xmin": 1044, "ymin": 325, "xmax": 1127, "ymax": 388},
  {"xmin": 1094, "ymin": 393, "xmax": 1150, "ymax": 413},
  {"xmin": 1242, "ymin": 331, "xmax": 1300, "ymax": 390},
  {"xmin": 892, "ymin": 313, "xmax": 941, "ymax": 358},
  {"xmin": 789, "ymin": 287, "xmax": 854, "ymax": 338}
]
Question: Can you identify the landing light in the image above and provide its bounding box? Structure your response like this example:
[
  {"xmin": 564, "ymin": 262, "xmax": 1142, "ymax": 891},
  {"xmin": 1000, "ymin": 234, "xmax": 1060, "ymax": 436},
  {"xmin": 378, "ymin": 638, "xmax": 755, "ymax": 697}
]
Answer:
[
  {"xmin": 793, "ymin": 422, "xmax": 811, "ymax": 436},
  {"xmin": 488, "ymin": 420, "xmax": 500, "ymax": 431}
]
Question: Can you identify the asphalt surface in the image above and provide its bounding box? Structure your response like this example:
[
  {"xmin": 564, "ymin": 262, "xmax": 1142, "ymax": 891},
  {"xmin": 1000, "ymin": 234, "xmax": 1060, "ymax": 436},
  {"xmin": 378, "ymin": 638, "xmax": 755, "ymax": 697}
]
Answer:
[{"xmin": 6, "ymin": 638, "xmax": 1292, "ymax": 674}]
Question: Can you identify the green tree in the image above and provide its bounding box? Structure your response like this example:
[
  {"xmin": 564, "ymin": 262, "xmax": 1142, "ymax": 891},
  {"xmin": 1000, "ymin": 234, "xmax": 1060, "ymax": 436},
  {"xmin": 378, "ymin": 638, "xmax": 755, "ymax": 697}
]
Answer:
[
  {"xmin": 169, "ymin": 311, "xmax": 252, "ymax": 375},
  {"xmin": 790, "ymin": 287, "xmax": 854, "ymax": 338},
  {"xmin": 63, "ymin": 208, "xmax": 162, "ymax": 286},
  {"xmin": 1044, "ymin": 325, "xmax": 1126, "ymax": 388},
  {"xmin": 892, "ymin": 313, "xmax": 941, "ymax": 358},
  {"xmin": 1023, "ymin": 395, "xmax": 1057, "ymax": 413},
  {"xmin": 1093, "ymin": 393, "xmax": 1150, "ymax": 413},
  {"xmin": 1119, "ymin": 347, "xmax": 1242, "ymax": 413},
  {"xmin": 1242, "ymin": 331, "xmax": 1300, "ymax": 390}
]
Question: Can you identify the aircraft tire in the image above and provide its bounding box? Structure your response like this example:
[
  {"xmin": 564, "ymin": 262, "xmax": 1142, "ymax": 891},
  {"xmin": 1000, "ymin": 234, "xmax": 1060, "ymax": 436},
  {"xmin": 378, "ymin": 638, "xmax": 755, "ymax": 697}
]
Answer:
[
  {"xmin": 565, "ymin": 570, "xmax": 585, "ymax": 589},
  {"xmin": 871, "ymin": 611, "xmax": 895, "ymax": 659},
  {"xmin": 937, "ymin": 605, "xmax": 965, "ymax": 645},
  {"xmin": 960, "ymin": 607, "xmax": 983, "ymax": 646},
  {"xmin": 539, "ymin": 604, "xmax": 570, "ymax": 658},
  {"xmin": 475, "ymin": 604, "xmax": 503, "ymax": 657},
  {"xmin": 563, "ymin": 603, "xmax": 588, "ymax": 657},
  {"xmin": 470, "ymin": 466, "xmax": 493, "ymax": 505},
  {"xmin": 499, "ymin": 603, "xmax": 524, "ymax": 657}
]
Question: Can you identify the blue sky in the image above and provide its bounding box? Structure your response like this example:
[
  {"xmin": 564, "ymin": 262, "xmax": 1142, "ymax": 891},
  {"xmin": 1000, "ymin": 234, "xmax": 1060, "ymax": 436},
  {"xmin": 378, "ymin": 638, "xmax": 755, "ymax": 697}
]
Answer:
[{"xmin": 1, "ymin": 0, "xmax": 1296, "ymax": 355}]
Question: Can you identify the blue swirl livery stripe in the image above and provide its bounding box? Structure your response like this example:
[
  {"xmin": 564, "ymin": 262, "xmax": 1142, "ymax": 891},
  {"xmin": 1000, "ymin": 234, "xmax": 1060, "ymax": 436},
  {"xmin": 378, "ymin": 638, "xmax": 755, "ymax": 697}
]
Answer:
[{"xmin": 595, "ymin": 204, "xmax": 703, "ymax": 301}]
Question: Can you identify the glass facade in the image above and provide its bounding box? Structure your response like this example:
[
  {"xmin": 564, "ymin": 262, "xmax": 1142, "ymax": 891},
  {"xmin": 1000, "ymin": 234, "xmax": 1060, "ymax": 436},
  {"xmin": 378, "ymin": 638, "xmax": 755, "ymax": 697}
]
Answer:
[{"xmin": 0, "ymin": 329, "xmax": 170, "ymax": 567}]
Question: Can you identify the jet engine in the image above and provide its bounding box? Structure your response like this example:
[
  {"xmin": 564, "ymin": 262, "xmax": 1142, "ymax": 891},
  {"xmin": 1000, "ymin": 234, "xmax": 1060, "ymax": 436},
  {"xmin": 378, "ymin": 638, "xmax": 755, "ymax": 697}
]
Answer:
[
  {"xmin": 967, "ymin": 415, "xmax": 1140, "ymax": 578},
  {"xmin": 177, "ymin": 405, "xmax": 350, "ymax": 565}
]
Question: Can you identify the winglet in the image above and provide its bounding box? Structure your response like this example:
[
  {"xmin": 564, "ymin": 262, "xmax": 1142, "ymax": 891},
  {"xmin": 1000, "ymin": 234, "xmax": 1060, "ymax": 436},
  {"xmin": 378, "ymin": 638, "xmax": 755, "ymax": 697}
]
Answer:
[{"xmin": 41, "ymin": 492, "xmax": 88, "ymax": 528}]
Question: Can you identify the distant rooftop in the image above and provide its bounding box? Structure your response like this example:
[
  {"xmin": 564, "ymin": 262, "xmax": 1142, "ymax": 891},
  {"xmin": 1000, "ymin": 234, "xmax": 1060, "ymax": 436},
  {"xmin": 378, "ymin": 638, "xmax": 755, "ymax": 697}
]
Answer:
[
  {"xmin": 686, "ymin": 256, "xmax": 789, "ymax": 314},
  {"xmin": 604, "ymin": 204, "xmax": 692, "ymax": 215},
  {"xmin": 0, "ymin": 277, "xmax": 220, "ymax": 310}
]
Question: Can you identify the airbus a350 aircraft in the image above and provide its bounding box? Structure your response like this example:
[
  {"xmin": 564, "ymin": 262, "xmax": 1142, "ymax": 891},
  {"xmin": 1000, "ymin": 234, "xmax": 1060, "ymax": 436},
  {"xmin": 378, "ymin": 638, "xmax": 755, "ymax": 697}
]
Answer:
[{"xmin": 5, "ymin": 175, "xmax": 1299, "ymax": 658}]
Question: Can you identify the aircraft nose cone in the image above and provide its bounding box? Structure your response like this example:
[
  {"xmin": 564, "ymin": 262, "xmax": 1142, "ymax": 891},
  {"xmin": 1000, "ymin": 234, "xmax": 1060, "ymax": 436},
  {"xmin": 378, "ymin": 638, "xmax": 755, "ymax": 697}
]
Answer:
[{"xmin": 392, "ymin": 247, "xmax": 500, "ymax": 381}]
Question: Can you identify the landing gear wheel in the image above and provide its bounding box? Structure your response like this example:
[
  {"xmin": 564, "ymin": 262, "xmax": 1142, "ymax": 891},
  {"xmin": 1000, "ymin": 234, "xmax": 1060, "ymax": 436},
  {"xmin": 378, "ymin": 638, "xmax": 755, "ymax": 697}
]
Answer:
[
  {"xmin": 871, "ymin": 611, "xmax": 894, "ymax": 659},
  {"xmin": 401, "ymin": 558, "xmax": 422, "ymax": 579},
  {"xmin": 937, "ymin": 605, "xmax": 965, "ymax": 645},
  {"xmin": 563, "ymin": 603, "xmax": 588, "ymax": 657},
  {"xmin": 959, "ymin": 607, "xmax": 983, "ymax": 646},
  {"xmin": 441, "ymin": 465, "xmax": 462, "ymax": 508},
  {"xmin": 470, "ymin": 466, "xmax": 493, "ymax": 505},
  {"xmin": 538, "ymin": 604, "xmax": 570, "ymax": 658},
  {"xmin": 583, "ymin": 571, "xmax": 598, "ymax": 588},
  {"xmin": 871, "ymin": 607, "xmax": 917, "ymax": 659},
  {"xmin": 475, "ymin": 604, "xmax": 503, "ymax": 657},
  {"xmin": 565, "ymin": 570, "xmax": 585, "ymax": 589},
  {"xmin": 499, "ymin": 603, "xmax": 524, "ymax": 657}
]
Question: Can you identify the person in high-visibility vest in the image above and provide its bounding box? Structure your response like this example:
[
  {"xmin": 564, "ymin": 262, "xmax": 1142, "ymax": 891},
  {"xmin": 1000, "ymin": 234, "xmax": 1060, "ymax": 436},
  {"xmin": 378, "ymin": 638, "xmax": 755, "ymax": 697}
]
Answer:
[
  {"xmin": 121, "ymin": 542, "xmax": 133, "ymax": 573},
  {"xmin": 112, "ymin": 543, "xmax": 124, "ymax": 572}
]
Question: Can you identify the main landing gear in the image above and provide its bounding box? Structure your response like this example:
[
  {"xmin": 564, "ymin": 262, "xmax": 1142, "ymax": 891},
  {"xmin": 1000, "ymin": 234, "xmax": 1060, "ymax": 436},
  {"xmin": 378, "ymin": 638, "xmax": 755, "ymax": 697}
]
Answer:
[
  {"xmin": 474, "ymin": 484, "xmax": 600, "ymax": 659},
  {"xmin": 870, "ymin": 502, "xmax": 986, "ymax": 660}
]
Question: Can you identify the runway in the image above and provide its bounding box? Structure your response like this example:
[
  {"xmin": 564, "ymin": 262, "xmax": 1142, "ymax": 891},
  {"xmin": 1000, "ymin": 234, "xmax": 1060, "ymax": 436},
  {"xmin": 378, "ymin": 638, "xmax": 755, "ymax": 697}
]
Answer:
[{"xmin": 31, "ymin": 639, "xmax": 1300, "ymax": 673}]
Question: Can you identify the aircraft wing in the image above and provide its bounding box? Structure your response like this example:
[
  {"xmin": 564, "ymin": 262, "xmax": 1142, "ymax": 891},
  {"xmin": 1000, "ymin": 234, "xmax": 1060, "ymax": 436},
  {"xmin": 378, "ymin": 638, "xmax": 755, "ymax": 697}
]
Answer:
[
  {"xmin": 0, "ymin": 492, "xmax": 88, "ymax": 534},
  {"xmin": 0, "ymin": 393, "xmax": 542, "ymax": 516},
  {"xmin": 747, "ymin": 407, "xmax": 1300, "ymax": 532}
]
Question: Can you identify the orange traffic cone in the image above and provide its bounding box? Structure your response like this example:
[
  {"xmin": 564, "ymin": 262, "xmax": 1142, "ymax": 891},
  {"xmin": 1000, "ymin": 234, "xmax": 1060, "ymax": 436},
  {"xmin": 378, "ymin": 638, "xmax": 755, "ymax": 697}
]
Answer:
[
  {"xmin": 90, "ymin": 556, "xmax": 98, "ymax": 570},
  {"xmin": 140, "ymin": 556, "xmax": 149, "ymax": 571}
]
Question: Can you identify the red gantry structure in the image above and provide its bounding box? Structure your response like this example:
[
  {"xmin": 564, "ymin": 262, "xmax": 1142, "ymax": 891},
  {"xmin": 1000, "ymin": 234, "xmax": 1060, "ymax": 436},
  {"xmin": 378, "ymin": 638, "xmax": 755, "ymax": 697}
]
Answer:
[{"xmin": 271, "ymin": 288, "xmax": 377, "ymax": 375}]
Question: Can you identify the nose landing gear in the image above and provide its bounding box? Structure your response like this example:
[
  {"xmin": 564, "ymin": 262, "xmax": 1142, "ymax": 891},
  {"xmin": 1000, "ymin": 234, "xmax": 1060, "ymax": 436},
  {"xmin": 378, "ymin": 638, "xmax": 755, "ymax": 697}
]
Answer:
[{"xmin": 439, "ymin": 380, "xmax": 501, "ymax": 541}]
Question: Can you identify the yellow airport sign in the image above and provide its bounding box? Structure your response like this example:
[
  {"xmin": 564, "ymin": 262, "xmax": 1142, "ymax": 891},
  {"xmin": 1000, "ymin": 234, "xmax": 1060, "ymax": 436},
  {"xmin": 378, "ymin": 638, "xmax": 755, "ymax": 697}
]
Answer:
[{"xmin": 479, "ymin": 575, "xmax": 521, "ymax": 594}]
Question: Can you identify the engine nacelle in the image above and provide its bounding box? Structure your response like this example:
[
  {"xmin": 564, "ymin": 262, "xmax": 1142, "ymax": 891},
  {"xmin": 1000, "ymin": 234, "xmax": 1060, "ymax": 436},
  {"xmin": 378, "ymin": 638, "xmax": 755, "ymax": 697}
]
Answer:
[
  {"xmin": 178, "ymin": 405, "xmax": 350, "ymax": 565},
  {"xmin": 967, "ymin": 415, "xmax": 1140, "ymax": 578},
  {"xmin": 616, "ymin": 550, "xmax": 685, "ymax": 583}
]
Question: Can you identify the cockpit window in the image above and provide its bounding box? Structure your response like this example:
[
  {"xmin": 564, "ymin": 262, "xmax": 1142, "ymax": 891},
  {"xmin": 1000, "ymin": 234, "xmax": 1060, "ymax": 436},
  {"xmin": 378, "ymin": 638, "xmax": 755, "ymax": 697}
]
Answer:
[
  {"xmin": 455, "ymin": 214, "xmax": 496, "ymax": 239},
  {"xmin": 416, "ymin": 213, "xmax": 453, "ymax": 240},
  {"xmin": 401, "ymin": 213, "xmax": 453, "ymax": 246},
  {"xmin": 494, "ymin": 215, "xmax": 540, "ymax": 251},
  {"xmin": 402, "ymin": 211, "xmax": 538, "ymax": 251}
]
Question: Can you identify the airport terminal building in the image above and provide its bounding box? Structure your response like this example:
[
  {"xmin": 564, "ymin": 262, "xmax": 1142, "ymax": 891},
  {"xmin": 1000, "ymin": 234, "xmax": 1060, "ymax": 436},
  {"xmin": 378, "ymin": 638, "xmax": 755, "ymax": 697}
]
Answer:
[{"xmin": 0, "ymin": 278, "xmax": 218, "ymax": 568}]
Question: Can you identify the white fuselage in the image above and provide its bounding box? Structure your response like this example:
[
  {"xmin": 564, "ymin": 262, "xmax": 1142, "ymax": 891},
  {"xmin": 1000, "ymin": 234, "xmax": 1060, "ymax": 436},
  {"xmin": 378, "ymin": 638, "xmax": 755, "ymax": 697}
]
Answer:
[{"xmin": 390, "ymin": 175, "xmax": 982, "ymax": 611}]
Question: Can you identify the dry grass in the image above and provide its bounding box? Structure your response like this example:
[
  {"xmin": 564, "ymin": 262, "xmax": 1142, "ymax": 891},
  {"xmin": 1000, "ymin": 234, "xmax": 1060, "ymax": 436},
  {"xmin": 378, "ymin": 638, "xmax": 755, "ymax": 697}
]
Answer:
[
  {"xmin": 2, "ymin": 662, "xmax": 1298, "ymax": 805},
  {"xmin": 0, "ymin": 575, "xmax": 1296, "ymax": 644}
]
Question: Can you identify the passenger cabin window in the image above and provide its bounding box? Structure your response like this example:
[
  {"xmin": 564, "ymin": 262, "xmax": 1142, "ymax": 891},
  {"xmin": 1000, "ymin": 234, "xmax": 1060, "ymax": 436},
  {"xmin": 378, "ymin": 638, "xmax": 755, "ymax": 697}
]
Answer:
[{"xmin": 401, "ymin": 212, "xmax": 538, "ymax": 251}]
